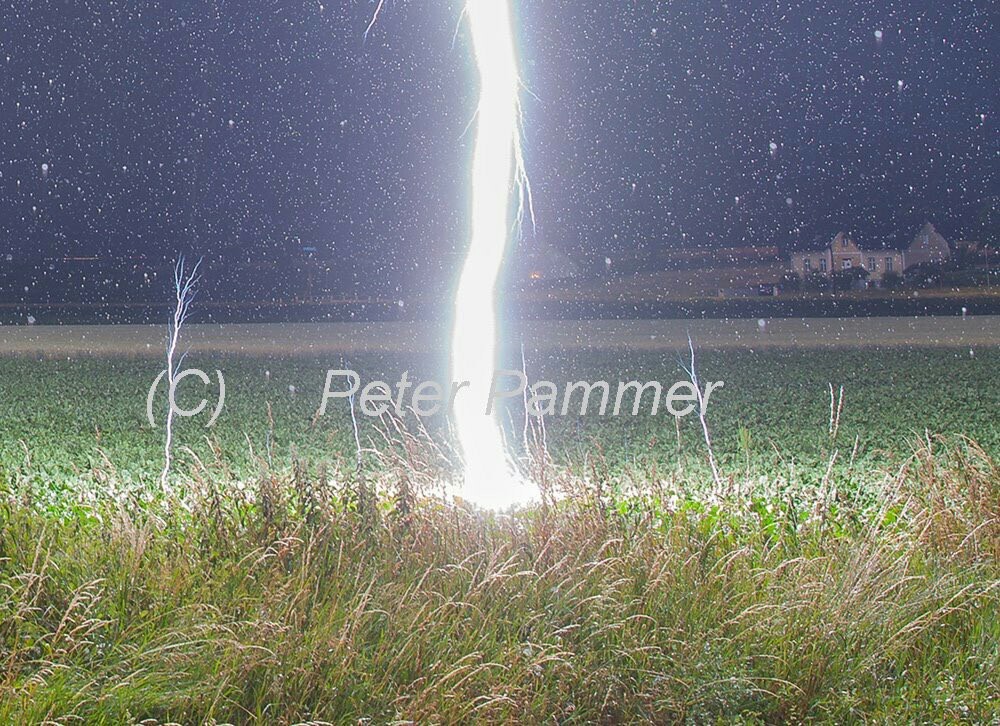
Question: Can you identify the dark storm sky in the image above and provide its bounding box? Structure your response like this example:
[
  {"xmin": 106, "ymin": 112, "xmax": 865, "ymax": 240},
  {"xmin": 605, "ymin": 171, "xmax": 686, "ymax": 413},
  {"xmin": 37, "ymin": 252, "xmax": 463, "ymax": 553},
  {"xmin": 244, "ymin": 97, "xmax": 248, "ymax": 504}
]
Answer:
[{"xmin": 1, "ymin": 0, "xmax": 997, "ymax": 283}]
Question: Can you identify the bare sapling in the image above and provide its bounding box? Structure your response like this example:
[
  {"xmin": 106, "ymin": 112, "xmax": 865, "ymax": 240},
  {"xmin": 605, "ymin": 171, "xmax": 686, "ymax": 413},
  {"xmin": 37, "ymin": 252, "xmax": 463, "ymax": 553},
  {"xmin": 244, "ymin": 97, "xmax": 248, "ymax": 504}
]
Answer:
[
  {"xmin": 160, "ymin": 256, "xmax": 202, "ymax": 494},
  {"xmin": 684, "ymin": 333, "xmax": 723, "ymax": 493}
]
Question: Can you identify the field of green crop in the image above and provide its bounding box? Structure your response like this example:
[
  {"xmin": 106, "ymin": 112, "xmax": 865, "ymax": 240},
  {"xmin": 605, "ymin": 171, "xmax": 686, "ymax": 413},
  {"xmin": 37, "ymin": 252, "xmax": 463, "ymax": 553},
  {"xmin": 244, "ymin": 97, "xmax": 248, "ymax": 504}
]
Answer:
[
  {"xmin": 2, "ymin": 346, "xmax": 999, "ymax": 722},
  {"xmin": 1, "ymin": 347, "xmax": 997, "ymax": 499}
]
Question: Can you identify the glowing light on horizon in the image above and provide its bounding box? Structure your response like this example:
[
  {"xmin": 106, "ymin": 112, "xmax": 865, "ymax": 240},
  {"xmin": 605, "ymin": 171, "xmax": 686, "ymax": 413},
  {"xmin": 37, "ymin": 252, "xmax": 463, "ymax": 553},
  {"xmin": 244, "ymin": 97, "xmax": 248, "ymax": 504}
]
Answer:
[{"xmin": 449, "ymin": 0, "xmax": 537, "ymax": 510}]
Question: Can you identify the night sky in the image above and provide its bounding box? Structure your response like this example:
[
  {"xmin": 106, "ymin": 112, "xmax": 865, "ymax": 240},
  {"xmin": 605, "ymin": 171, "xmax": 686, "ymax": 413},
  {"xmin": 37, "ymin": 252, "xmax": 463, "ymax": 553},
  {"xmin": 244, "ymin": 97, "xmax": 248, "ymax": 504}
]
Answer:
[{"xmin": 1, "ymin": 0, "xmax": 996, "ymax": 293}]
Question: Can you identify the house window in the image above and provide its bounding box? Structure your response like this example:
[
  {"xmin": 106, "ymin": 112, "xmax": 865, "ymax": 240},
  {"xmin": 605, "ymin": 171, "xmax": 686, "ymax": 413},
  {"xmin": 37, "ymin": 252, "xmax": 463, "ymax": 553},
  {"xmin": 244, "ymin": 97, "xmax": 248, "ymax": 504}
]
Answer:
[
  {"xmin": 819, "ymin": 259, "xmax": 827, "ymax": 273},
  {"xmin": 842, "ymin": 259, "xmax": 852, "ymax": 270},
  {"xmin": 803, "ymin": 258, "xmax": 811, "ymax": 271},
  {"xmin": 842, "ymin": 237, "xmax": 849, "ymax": 249},
  {"xmin": 868, "ymin": 257, "xmax": 876, "ymax": 271},
  {"xmin": 885, "ymin": 257, "xmax": 893, "ymax": 273}
]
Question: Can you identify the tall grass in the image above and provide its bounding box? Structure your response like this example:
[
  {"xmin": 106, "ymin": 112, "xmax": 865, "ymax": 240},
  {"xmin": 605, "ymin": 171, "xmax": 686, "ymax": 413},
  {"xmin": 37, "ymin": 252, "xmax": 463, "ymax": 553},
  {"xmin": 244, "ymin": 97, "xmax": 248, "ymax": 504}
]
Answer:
[{"xmin": 1, "ymin": 435, "xmax": 998, "ymax": 724}]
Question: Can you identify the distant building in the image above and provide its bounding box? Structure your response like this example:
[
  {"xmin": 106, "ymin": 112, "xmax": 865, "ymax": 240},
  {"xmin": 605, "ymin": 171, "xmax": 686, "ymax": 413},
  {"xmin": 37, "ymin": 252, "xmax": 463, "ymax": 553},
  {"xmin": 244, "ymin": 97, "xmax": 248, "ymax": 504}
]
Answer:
[
  {"xmin": 787, "ymin": 223, "xmax": 950, "ymax": 283},
  {"xmin": 905, "ymin": 222, "xmax": 951, "ymax": 268}
]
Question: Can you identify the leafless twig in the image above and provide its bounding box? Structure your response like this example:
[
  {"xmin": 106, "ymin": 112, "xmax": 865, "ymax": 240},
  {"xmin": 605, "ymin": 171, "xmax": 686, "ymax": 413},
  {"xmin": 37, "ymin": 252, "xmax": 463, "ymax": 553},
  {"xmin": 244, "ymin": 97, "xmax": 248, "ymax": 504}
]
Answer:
[
  {"xmin": 161, "ymin": 256, "xmax": 202, "ymax": 494},
  {"xmin": 683, "ymin": 333, "xmax": 722, "ymax": 493}
]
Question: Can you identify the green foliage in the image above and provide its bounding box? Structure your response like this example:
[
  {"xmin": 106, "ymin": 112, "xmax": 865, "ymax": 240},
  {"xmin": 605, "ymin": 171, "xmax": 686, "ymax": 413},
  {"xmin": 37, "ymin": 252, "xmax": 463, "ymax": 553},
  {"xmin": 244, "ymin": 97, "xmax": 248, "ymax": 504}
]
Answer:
[
  {"xmin": 529, "ymin": 347, "xmax": 1000, "ymax": 489},
  {"xmin": 779, "ymin": 271, "xmax": 801, "ymax": 292},
  {"xmin": 802, "ymin": 271, "xmax": 831, "ymax": 291},
  {"xmin": 881, "ymin": 270, "xmax": 903, "ymax": 288},
  {"xmin": 1, "ymin": 347, "xmax": 998, "ymax": 502},
  {"xmin": 0, "ymin": 436, "xmax": 998, "ymax": 723},
  {"xmin": 0, "ymin": 347, "xmax": 999, "ymax": 721},
  {"xmin": 830, "ymin": 266, "xmax": 869, "ymax": 292}
]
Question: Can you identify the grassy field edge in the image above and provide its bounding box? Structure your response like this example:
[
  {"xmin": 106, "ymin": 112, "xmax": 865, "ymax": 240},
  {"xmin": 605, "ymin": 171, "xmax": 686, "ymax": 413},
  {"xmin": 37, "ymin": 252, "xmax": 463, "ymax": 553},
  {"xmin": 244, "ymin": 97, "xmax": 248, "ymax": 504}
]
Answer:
[{"xmin": 1, "ymin": 434, "xmax": 998, "ymax": 724}]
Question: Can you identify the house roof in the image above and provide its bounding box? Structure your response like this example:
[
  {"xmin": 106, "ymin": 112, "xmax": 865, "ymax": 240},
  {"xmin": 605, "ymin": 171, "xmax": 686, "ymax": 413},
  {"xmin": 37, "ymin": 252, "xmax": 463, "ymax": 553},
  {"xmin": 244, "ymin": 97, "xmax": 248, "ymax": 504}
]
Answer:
[
  {"xmin": 908, "ymin": 221, "xmax": 949, "ymax": 251},
  {"xmin": 789, "ymin": 223, "xmax": 948, "ymax": 255},
  {"xmin": 789, "ymin": 230, "xmax": 853, "ymax": 253}
]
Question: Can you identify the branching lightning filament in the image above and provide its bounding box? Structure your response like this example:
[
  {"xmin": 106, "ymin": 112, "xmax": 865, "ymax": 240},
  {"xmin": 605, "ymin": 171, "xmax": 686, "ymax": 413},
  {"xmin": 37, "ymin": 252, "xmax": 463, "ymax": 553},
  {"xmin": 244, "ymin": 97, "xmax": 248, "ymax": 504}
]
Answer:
[{"xmin": 450, "ymin": 0, "xmax": 536, "ymax": 509}]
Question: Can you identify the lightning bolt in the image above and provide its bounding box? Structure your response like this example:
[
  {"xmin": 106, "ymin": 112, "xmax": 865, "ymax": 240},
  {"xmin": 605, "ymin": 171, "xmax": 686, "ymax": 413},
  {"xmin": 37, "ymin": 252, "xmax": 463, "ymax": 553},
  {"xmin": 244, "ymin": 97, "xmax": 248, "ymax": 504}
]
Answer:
[
  {"xmin": 450, "ymin": 0, "xmax": 536, "ymax": 510},
  {"xmin": 363, "ymin": 0, "xmax": 385, "ymax": 41}
]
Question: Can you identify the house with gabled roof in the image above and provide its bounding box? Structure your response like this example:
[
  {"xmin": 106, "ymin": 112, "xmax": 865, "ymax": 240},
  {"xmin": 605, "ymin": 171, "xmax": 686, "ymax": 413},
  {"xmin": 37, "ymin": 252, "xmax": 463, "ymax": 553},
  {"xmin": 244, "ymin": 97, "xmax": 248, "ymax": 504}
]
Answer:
[
  {"xmin": 905, "ymin": 222, "xmax": 950, "ymax": 268},
  {"xmin": 787, "ymin": 223, "xmax": 950, "ymax": 283}
]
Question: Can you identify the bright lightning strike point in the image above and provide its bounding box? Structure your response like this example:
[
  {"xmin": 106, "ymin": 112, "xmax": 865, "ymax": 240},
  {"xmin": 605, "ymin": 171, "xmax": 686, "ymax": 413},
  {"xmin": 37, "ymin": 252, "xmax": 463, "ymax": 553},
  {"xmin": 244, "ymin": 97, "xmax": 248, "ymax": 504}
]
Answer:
[{"xmin": 450, "ymin": 0, "xmax": 537, "ymax": 510}]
